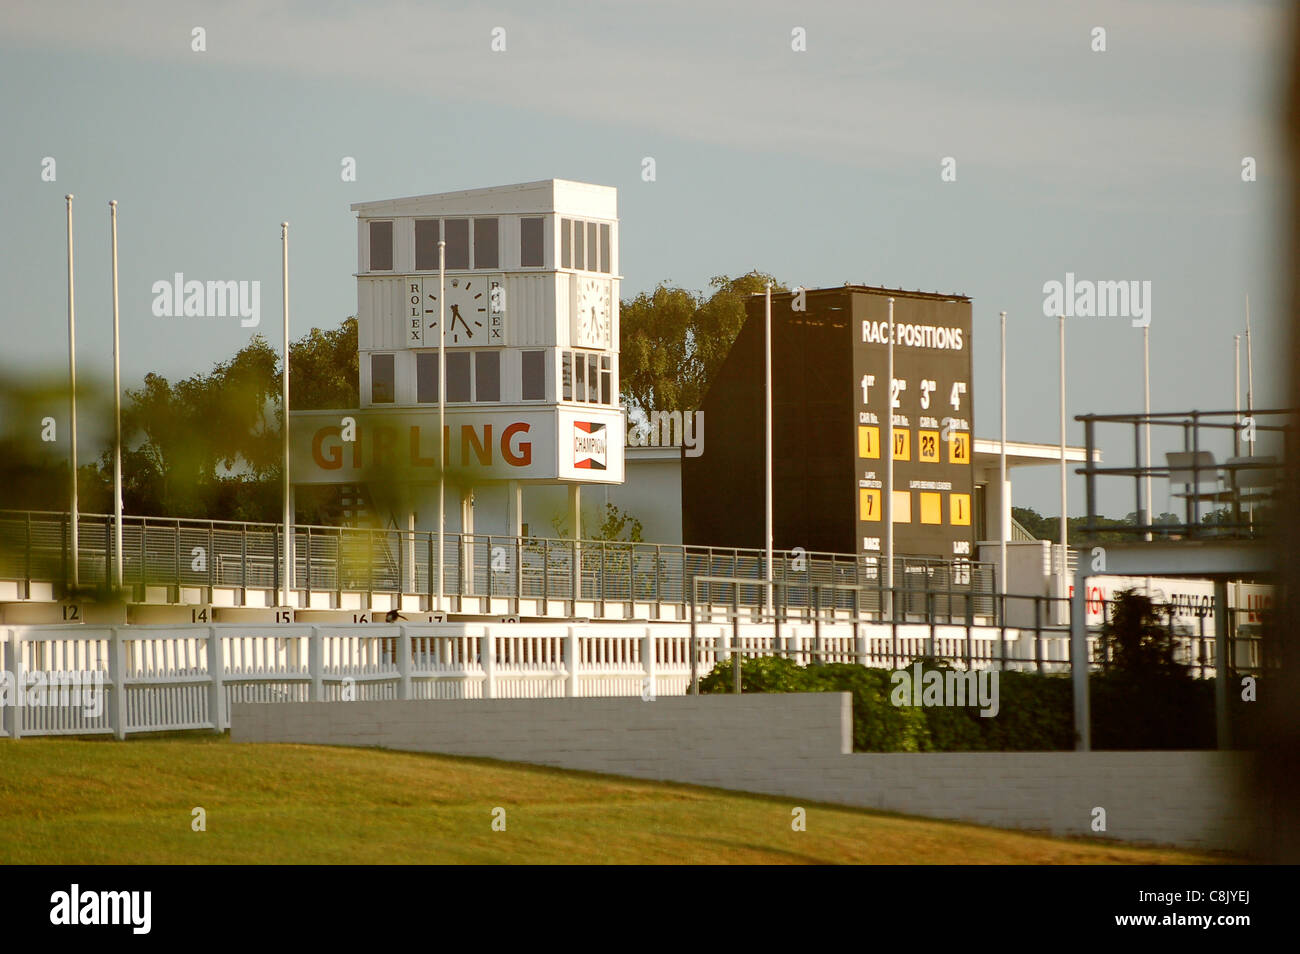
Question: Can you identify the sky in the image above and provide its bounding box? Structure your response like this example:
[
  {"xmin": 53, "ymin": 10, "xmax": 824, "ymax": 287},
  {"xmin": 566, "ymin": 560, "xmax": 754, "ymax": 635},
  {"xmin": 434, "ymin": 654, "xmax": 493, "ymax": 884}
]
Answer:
[{"xmin": 0, "ymin": 0, "xmax": 1291, "ymax": 518}]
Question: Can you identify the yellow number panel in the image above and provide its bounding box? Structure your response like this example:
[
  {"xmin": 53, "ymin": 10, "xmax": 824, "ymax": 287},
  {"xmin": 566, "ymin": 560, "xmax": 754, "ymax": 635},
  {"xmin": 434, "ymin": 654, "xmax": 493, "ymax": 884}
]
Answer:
[
  {"xmin": 858, "ymin": 425, "xmax": 879, "ymax": 459},
  {"xmin": 859, "ymin": 488, "xmax": 881, "ymax": 521},
  {"xmin": 948, "ymin": 432, "xmax": 970, "ymax": 464},
  {"xmin": 918, "ymin": 429, "xmax": 939, "ymax": 463},
  {"xmin": 891, "ymin": 428, "xmax": 910, "ymax": 461},
  {"xmin": 892, "ymin": 490, "xmax": 912, "ymax": 523},
  {"xmin": 920, "ymin": 492, "xmax": 942, "ymax": 525},
  {"xmin": 950, "ymin": 493, "xmax": 971, "ymax": 526}
]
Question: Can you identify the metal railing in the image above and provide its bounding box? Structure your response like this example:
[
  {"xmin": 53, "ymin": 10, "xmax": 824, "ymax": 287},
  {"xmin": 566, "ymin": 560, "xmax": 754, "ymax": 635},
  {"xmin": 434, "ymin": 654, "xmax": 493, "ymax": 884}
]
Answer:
[
  {"xmin": 1077, "ymin": 408, "xmax": 1293, "ymax": 540},
  {"xmin": 0, "ymin": 509, "xmax": 996, "ymax": 618}
]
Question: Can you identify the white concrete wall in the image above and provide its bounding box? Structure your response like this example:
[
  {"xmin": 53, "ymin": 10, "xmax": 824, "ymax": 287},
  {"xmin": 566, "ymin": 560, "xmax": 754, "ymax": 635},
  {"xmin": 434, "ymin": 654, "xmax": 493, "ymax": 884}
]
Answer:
[{"xmin": 231, "ymin": 693, "xmax": 1254, "ymax": 852}]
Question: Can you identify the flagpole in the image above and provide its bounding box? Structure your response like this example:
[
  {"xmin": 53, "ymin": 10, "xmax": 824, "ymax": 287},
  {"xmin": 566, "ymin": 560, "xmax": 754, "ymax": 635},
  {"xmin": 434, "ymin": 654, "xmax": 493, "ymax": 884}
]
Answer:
[
  {"xmin": 437, "ymin": 239, "xmax": 446, "ymax": 614},
  {"xmin": 110, "ymin": 201, "xmax": 123, "ymax": 589},
  {"xmin": 281, "ymin": 222, "xmax": 292, "ymax": 608},
  {"xmin": 65, "ymin": 194, "xmax": 79, "ymax": 589},
  {"xmin": 764, "ymin": 282, "xmax": 773, "ymax": 617},
  {"xmin": 884, "ymin": 297, "xmax": 895, "ymax": 619},
  {"xmin": 999, "ymin": 311, "xmax": 1007, "ymax": 599},
  {"xmin": 1058, "ymin": 314, "xmax": 1067, "ymax": 605},
  {"xmin": 1142, "ymin": 323, "xmax": 1152, "ymax": 541}
]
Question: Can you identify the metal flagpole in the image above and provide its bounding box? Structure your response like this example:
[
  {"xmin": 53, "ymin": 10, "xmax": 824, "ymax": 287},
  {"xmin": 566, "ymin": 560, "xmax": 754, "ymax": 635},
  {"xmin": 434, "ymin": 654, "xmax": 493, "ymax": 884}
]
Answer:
[
  {"xmin": 1245, "ymin": 295, "xmax": 1254, "ymax": 527},
  {"xmin": 1234, "ymin": 334, "xmax": 1242, "ymax": 457},
  {"xmin": 999, "ymin": 311, "xmax": 1007, "ymax": 598},
  {"xmin": 1142, "ymin": 324, "xmax": 1152, "ymax": 541},
  {"xmin": 884, "ymin": 297, "xmax": 895, "ymax": 619},
  {"xmin": 1058, "ymin": 314, "xmax": 1067, "ymax": 606},
  {"xmin": 110, "ymin": 201, "xmax": 123, "ymax": 589},
  {"xmin": 65, "ymin": 194, "xmax": 79, "ymax": 588},
  {"xmin": 437, "ymin": 240, "xmax": 446, "ymax": 614},
  {"xmin": 764, "ymin": 283, "xmax": 773, "ymax": 617},
  {"xmin": 281, "ymin": 222, "xmax": 292, "ymax": 608}
]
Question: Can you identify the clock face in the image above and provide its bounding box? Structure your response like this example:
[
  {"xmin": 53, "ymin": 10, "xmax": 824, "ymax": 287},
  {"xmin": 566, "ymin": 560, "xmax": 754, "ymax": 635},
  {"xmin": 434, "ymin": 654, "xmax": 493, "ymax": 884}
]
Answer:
[
  {"xmin": 575, "ymin": 277, "xmax": 611, "ymax": 349},
  {"xmin": 425, "ymin": 276, "xmax": 489, "ymax": 346}
]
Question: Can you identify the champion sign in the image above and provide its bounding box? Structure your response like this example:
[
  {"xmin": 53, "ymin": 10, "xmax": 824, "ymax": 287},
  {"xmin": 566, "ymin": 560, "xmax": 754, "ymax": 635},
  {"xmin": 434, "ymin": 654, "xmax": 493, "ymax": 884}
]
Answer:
[{"xmin": 574, "ymin": 421, "xmax": 607, "ymax": 470}]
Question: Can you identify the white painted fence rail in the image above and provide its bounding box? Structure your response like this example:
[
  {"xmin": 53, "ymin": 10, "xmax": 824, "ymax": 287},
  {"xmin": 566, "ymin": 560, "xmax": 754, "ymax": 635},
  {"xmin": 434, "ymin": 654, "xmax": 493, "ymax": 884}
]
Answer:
[{"xmin": 1, "ymin": 621, "xmax": 1072, "ymax": 739}]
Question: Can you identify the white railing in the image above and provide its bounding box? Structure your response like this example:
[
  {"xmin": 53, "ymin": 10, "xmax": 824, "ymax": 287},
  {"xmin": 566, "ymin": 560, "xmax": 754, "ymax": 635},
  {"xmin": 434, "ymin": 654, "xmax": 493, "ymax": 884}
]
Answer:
[{"xmin": 0, "ymin": 620, "xmax": 1074, "ymax": 739}]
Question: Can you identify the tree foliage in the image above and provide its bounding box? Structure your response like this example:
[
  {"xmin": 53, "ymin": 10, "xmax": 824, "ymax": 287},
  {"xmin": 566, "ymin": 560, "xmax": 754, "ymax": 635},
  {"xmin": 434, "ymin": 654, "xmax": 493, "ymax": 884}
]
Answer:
[{"xmin": 619, "ymin": 271, "xmax": 785, "ymax": 414}]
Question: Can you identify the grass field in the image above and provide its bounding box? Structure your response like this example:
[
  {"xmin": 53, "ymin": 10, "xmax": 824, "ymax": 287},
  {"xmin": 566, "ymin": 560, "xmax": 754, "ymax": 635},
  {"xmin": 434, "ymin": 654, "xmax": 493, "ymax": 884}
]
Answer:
[{"xmin": 0, "ymin": 736, "xmax": 1233, "ymax": 864}]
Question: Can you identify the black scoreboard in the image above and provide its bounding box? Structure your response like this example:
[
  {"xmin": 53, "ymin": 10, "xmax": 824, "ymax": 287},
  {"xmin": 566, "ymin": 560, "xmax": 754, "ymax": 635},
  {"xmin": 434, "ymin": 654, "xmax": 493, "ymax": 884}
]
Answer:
[
  {"xmin": 851, "ymin": 293, "xmax": 974, "ymax": 564},
  {"xmin": 682, "ymin": 286, "xmax": 975, "ymax": 564}
]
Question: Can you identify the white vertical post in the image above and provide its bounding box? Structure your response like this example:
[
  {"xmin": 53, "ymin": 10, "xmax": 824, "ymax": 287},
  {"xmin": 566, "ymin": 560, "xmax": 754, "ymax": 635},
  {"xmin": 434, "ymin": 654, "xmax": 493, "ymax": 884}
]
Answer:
[
  {"xmin": 110, "ymin": 201, "xmax": 123, "ymax": 590},
  {"xmin": 205, "ymin": 626, "xmax": 225, "ymax": 732},
  {"xmin": 570, "ymin": 484, "xmax": 581, "ymax": 606},
  {"xmin": 437, "ymin": 240, "xmax": 446, "ymax": 613},
  {"xmin": 1058, "ymin": 314, "xmax": 1067, "ymax": 609},
  {"xmin": 999, "ymin": 311, "xmax": 1007, "ymax": 599},
  {"xmin": 1142, "ymin": 324, "xmax": 1152, "ymax": 541},
  {"xmin": 281, "ymin": 222, "xmax": 292, "ymax": 608},
  {"xmin": 565, "ymin": 625, "xmax": 578, "ymax": 697},
  {"xmin": 7, "ymin": 629, "xmax": 23, "ymax": 739},
  {"xmin": 65, "ymin": 194, "xmax": 79, "ymax": 588},
  {"xmin": 642, "ymin": 626, "xmax": 655, "ymax": 699},
  {"xmin": 1234, "ymin": 334, "xmax": 1242, "ymax": 458},
  {"xmin": 764, "ymin": 283, "xmax": 774, "ymax": 617},
  {"xmin": 397, "ymin": 624, "xmax": 411, "ymax": 700},
  {"xmin": 481, "ymin": 628, "xmax": 496, "ymax": 699},
  {"xmin": 308, "ymin": 625, "xmax": 324, "ymax": 701},
  {"xmin": 884, "ymin": 297, "xmax": 895, "ymax": 617},
  {"xmin": 1070, "ymin": 562, "xmax": 1091, "ymax": 751},
  {"xmin": 109, "ymin": 627, "xmax": 127, "ymax": 740}
]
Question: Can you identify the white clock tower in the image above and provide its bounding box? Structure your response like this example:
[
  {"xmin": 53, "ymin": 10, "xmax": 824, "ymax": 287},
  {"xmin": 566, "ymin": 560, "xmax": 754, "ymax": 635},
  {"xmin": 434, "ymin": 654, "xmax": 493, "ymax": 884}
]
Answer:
[{"xmin": 290, "ymin": 179, "xmax": 625, "ymax": 542}]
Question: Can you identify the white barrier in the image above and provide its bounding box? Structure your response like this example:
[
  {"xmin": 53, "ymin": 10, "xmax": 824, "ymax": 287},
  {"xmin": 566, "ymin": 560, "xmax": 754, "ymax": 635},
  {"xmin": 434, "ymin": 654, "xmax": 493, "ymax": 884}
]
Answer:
[{"xmin": 1, "ymin": 620, "xmax": 1077, "ymax": 739}]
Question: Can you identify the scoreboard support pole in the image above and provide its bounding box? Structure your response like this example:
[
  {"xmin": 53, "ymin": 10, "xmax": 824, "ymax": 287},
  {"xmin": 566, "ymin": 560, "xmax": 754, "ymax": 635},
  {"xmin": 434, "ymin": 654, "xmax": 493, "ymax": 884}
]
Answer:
[{"xmin": 884, "ymin": 297, "xmax": 895, "ymax": 619}]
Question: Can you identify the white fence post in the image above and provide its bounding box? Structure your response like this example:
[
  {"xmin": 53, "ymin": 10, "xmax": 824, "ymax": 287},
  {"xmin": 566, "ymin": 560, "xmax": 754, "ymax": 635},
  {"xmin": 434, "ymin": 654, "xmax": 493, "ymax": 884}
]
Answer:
[
  {"xmin": 6, "ymin": 628, "xmax": 22, "ymax": 740},
  {"xmin": 108, "ymin": 627, "xmax": 127, "ymax": 740},
  {"xmin": 206, "ymin": 626, "xmax": 225, "ymax": 732},
  {"xmin": 481, "ymin": 629, "xmax": 496, "ymax": 699},
  {"xmin": 642, "ymin": 626, "xmax": 655, "ymax": 699},
  {"xmin": 397, "ymin": 625, "xmax": 411, "ymax": 700},
  {"xmin": 309, "ymin": 626, "xmax": 324, "ymax": 701},
  {"xmin": 565, "ymin": 625, "xmax": 578, "ymax": 698}
]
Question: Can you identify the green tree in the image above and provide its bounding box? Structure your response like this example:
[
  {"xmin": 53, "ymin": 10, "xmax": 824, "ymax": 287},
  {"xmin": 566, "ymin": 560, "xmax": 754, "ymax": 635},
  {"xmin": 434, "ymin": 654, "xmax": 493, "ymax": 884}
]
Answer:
[{"xmin": 620, "ymin": 271, "xmax": 785, "ymax": 415}]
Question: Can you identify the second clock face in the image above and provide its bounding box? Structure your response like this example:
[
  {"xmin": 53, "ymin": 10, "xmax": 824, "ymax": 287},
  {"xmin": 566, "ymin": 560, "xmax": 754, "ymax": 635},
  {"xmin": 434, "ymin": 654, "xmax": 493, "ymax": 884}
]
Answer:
[
  {"xmin": 575, "ymin": 276, "xmax": 612, "ymax": 349},
  {"xmin": 425, "ymin": 276, "xmax": 489, "ymax": 346}
]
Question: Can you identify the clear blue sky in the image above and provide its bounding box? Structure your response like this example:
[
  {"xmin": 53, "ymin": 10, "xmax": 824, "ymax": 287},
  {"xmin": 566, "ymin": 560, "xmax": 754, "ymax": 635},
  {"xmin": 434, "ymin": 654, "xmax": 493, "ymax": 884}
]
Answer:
[{"xmin": 0, "ymin": 0, "xmax": 1289, "ymax": 517}]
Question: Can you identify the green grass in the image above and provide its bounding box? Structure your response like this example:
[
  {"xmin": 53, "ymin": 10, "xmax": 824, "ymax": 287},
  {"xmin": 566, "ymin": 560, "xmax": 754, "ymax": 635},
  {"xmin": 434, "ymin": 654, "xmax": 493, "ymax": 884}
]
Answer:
[{"xmin": 0, "ymin": 736, "xmax": 1233, "ymax": 864}]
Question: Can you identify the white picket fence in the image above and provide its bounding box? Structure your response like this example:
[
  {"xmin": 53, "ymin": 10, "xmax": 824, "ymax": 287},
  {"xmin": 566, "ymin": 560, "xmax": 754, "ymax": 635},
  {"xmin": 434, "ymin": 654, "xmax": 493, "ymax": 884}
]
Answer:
[{"xmin": 1, "ymin": 621, "xmax": 1072, "ymax": 739}]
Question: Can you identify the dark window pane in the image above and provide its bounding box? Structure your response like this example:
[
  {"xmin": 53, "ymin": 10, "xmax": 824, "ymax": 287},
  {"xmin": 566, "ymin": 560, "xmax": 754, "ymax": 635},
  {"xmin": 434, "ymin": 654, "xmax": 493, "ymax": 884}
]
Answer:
[
  {"xmin": 574, "ymin": 352, "xmax": 585, "ymax": 401},
  {"xmin": 369, "ymin": 221, "xmax": 393, "ymax": 271},
  {"xmin": 586, "ymin": 223, "xmax": 597, "ymax": 271},
  {"xmin": 520, "ymin": 217, "xmax": 544, "ymax": 267},
  {"xmin": 600, "ymin": 355, "xmax": 611, "ymax": 404},
  {"xmin": 522, "ymin": 350, "xmax": 545, "ymax": 400},
  {"xmin": 444, "ymin": 219, "xmax": 469, "ymax": 270},
  {"xmin": 474, "ymin": 351, "xmax": 500, "ymax": 402},
  {"xmin": 417, "ymin": 352, "xmax": 438, "ymax": 403},
  {"xmin": 587, "ymin": 354, "xmax": 599, "ymax": 402},
  {"xmin": 600, "ymin": 224, "xmax": 611, "ymax": 274},
  {"xmin": 572, "ymin": 221, "xmax": 584, "ymax": 272},
  {"xmin": 446, "ymin": 351, "xmax": 471, "ymax": 402},
  {"xmin": 371, "ymin": 353, "xmax": 395, "ymax": 404},
  {"xmin": 415, "ymin": 220, "xmax": 439, "ymax": 270},
  {"xmin": 561, "ymin": 352, "xmax": 572, "ymax": 400},
  {"xmin": 560, "ymin": 219, "xmax": 572, "ymax": 269},
  {"xmin": 474, "ymin": 218, "xmax": 499, "ymax": 269}
]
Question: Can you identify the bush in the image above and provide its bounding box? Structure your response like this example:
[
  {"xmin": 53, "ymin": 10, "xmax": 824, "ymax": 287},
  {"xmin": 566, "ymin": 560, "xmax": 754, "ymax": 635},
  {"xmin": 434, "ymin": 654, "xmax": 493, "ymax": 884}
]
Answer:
[{"xmin": 697, "ymin": 657, "xmax": 1225, "ymax": 752}]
